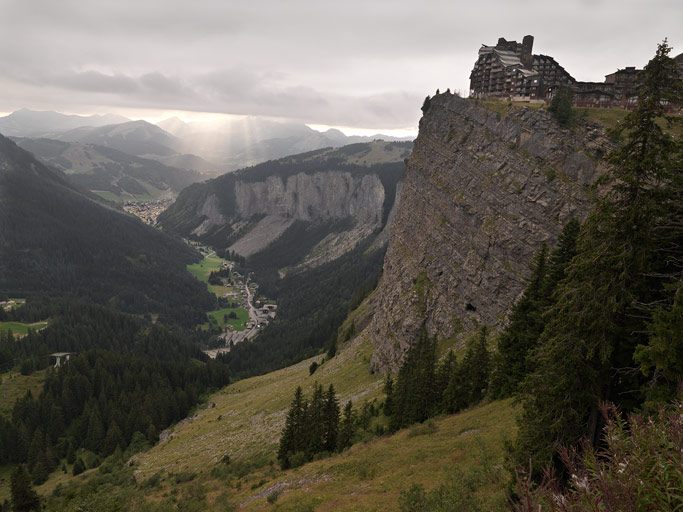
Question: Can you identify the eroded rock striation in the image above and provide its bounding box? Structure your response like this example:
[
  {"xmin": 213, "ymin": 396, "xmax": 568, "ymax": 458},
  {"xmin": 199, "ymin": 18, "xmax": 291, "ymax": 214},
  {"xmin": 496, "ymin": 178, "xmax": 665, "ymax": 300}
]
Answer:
[
  {"xmin": 368, "ymin": 93, "xmax": 611, "ymax": 370},
  {"xmin": 160, "ymin": 141, "xmax": 408, "ymax": 265}
]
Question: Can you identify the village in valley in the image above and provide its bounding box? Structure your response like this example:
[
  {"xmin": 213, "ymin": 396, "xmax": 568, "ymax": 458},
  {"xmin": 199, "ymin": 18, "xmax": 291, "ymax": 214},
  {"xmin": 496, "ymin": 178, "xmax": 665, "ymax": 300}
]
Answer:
[
  {"xmin": 122, "ymin": 199, "xmax": 173, "ymax": 226},
  {"xmin": 185, "ymin": 242, "xmax": 277, "ymax": 359}
]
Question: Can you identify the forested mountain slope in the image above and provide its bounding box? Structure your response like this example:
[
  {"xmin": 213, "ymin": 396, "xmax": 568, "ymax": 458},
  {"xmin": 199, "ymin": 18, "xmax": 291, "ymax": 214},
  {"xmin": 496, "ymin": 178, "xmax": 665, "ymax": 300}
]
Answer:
[
  {"xmin": 13, "ymin": 137, "xmax": 202, "ymax": 203},
  {"xmin": 0, "ymin": 134, "xmax": 215, "ymax": 326}
]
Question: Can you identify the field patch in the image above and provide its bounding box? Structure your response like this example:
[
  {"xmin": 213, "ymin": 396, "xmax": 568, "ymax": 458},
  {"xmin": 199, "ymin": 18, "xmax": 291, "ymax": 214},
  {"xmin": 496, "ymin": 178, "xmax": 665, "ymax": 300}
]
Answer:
[
  {"xmin": 0, "ymin": 320, "xmax": 48, "ymax": 336},
  {"xmin": 208, "ymin": 306, "xmax": 249, "ymax": 331}
]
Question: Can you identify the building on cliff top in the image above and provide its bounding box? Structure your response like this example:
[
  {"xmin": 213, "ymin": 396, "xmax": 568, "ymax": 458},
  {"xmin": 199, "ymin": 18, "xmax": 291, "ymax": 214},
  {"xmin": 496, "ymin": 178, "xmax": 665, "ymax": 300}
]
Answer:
[
  {"xmin": 469, "ymin": 35, "xmax": 574, "ymax": 101},
  {"xmin": 469, "ymin": 35, "xmax": 662, "ymax": 107}
]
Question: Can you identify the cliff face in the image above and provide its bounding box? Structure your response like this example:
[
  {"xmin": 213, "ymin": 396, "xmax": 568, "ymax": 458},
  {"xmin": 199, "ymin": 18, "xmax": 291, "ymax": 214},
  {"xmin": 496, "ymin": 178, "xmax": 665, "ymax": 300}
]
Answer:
[
  {"xmin": 368, "ymin": 93, "xmax": 611, "ymax": 370},
  {"xmin": 160, "ymin": 141, "xmax": 408, "ymax": 265},
  {"xmin": 234, "ymin": 172, "xmax": 385, "ymax": 226}
]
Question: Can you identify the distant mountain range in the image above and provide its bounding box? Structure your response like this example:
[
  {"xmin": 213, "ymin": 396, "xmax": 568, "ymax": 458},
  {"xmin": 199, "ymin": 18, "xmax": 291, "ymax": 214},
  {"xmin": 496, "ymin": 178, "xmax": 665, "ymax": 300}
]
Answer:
[
  {"xmin": 13, "ymin": 137, "xmax": 204, "ymax": 203},
  {"xmin": 158, "ymin": 115, "xmax": 414, "ymax": 171},
  {"xmin": 0, "ymin": 109, "xmax": 414, "ymax": 182},
  {"xmin": 0, "ymin": 108, "xmax": 129, "ymax": 137}
]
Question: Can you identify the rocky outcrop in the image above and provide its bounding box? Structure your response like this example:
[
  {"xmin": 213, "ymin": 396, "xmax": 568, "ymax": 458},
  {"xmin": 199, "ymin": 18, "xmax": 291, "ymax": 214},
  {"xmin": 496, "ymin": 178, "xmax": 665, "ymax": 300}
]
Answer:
[
  {"xmin": 235, "ymin": 172, "xmax": 385, "ymax": 226},
  {"xmin": 160, "ymin": 141, "xmax": 408, "ymax": 269},
  {"xmin": 368, "ymin": 93, "xmax": 611, "ymax": 370}
]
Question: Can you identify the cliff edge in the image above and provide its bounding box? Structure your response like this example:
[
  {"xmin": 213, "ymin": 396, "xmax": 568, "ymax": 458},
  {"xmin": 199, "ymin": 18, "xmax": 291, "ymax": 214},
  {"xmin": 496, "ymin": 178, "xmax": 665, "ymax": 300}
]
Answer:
[{"xmin": 368, "ymin": 93, "xmax": 611, "ymax": 370}]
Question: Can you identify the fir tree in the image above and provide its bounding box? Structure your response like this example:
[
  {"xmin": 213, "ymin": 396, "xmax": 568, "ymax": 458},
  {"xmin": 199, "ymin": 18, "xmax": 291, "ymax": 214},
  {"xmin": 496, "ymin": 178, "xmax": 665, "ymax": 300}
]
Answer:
[
  {"xmin": 490, "ymin": 219, "xmax": 580, "ymax": 398},
  {"xmin": 72, "ymin": 458, "xmax": 85, "ymax": 476},
  {"xmin": 383, "ymin": 374, "xmax": 394, "ymax": 417},
  {"xmin": 390, "ymin": 328, "xmax": 437, "ymax": 431},
  {"xmin": 435, "ymin": 351, "xmax": 456, "ymax": 404},
  {"xmin": 103, "ymin": 422, "xmax": 124, "ymax": 455},
  {"xmin": 306, "ymin": 384, "xmax": 326, "ymax": 456},
  {"xmin": 337, "ymin": 401, "xmax": 355, "ymax": 452},
  {"xmin": 489, "ymin": 245, "xmax": 548, "ymax": 398},
  {"xmin": 10, "ymin": 465, "xmax": 40, "ymax": 512},
  {"xmin": 514, "ymin": 40, "xmax": 683, "ymax": 478},
  {"xmin": 322, "ymin": 385, "xmax": 340, "ymax": 453},
  {"xmin": 548, "ymin": 86, "xmax": 575, "ymax": 127},
  {"xmin": 277, "ymin": 387, "xmax": 308, "ymax": 469},
  {"xmin": 457, "ymin": 327, "xmax": 491, "ymax": 407},
  {"xmin": 635, "ymin": 281, "xmax": 683, "ymax": 402}
]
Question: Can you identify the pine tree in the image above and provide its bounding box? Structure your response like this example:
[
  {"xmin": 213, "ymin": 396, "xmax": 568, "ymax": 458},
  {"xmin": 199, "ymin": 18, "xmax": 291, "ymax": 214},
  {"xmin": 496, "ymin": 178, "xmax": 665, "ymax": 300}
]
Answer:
[
  {"xmin": 103, "ymin": 422, "xmax": 124, "ymax": 455},
  {"xmin": 635, "ymin": 281, "xmax": 683, "ymax": 402},
  {"xmin": 306, "ymin": 384, "xmax": 326, "ymax": 456},
  {"xmin": 489, "ymin": 245, "xmax": 548, "ymax": 398},
  {"xmin": 458, "ymin": 327, "xmax": 491, "ymax": 407},
  {"xmin": 383, "ymin": 374, "xmax": 394, "ymax": 417},
  {"xmin": 491, "ymin": 219, "xmax": 580, "ymax": 398},
  {"xmin": 390, "ymin": 327, "xmax": 437, "ymax": 431},
  {"xmin": 10, "ymin": 465, "xmax": 40, "ymax": 512},
  {"xmin": 514, "ymin": 40, "xmax": 683, "ymax": 478},
  {"xmin": 277, "ymin": 386, "xmax": 308, "ymax": 469},
  {"xmin": 322, "ymin": 385, "xmax": 340, "ymax": 453},
  {"xmin": 434, "ymin": 351, "xmax": 456, "ymax": 405},
  {"xmin": 84, "ymin": 407, "xmax": 105, "ymax": 453},
  {"xmin": 337, "ymin": 401, "xmax": 355, "ymax": 452},
  {"xmin": 548, "ymin": 86, "xmax": 575, "ymax": 127},
  {"xmin": 72, "ymin": 458, "xmax": 85, "ymax": 476}
]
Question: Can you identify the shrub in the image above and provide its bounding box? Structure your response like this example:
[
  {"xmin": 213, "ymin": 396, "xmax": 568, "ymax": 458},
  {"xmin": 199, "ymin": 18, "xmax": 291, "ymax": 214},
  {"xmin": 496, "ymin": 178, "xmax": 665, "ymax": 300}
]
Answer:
[
  {"xmin": 72, "ymin": 458, "xmax": 85, "ymax": 476},
  {"xmin": 514, "ymin": 402, "xmax": 683, "ymax": 511}
]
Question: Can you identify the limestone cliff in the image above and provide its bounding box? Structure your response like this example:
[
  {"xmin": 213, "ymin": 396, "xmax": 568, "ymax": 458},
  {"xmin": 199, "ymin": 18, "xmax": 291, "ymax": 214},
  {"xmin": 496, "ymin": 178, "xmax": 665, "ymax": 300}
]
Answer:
[
  {"xmin": 160, "ymin": 141, "xmax": 408, "ymax": 266},
  {"xmin": 368, "ymin": 93, "xmax": 611, "ymax": 370}
]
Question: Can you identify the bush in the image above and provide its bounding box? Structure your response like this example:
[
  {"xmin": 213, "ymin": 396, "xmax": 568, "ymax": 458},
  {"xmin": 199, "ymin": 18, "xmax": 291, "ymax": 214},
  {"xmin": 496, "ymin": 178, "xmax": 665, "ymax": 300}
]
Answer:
[
  {"xmin": 514, "ymin": 402, "xmax": 683, "ymax": 511},
  {"xmin": 548, "ymin": 86, "xmax": 575, "ymax": 127},
  {"xmin": 72, "ymin": 458, "xmax": 85, "ymax": 476},
  {"xmin": 266, "ymin": 489, "xmax": 281, "ymax": 504},
  {"xmin": 308, "ymin": 361, "xmax": 319, "ymax": 375}
]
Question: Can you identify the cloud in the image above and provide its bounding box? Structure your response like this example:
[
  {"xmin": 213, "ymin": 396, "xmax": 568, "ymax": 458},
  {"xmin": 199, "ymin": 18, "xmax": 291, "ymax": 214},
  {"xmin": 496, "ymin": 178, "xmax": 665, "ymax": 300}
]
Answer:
[{"xmin": 0, "ymin": 0, "xmax": 680, "ymax": 128}]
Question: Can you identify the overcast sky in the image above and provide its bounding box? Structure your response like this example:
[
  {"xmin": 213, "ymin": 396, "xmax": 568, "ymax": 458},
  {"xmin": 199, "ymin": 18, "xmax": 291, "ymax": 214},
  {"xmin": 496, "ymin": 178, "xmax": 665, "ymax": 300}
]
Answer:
[{"xmin": 0, "ymin": 0, "xmax": 680, "ymax": 134}]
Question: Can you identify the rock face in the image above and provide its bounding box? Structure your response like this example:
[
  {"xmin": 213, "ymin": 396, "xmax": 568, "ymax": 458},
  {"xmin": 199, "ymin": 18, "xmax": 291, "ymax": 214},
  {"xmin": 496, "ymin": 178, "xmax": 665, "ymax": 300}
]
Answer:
[
  {"xmin": 160, "ymin": 141, "xmax": 408, "ymax": 266},
  {"xmin": 235, "ymin": 172, "xmax": 385, "ymax": 226},
  {"xmin": 368, "ymin": 93, "xmax": 611, "ymax": 371}
]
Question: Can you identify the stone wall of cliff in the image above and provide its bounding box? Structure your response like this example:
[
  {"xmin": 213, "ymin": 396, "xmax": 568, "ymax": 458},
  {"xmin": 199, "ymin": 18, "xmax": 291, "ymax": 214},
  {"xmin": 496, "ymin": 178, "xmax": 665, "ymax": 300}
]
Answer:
[
  {"xmin": 234, "ymin": 171, "xmax": 386, "ymax": 226},
  {"xmin": 367, "ymin": 93, "xmax": 611, "ymax": 370}
]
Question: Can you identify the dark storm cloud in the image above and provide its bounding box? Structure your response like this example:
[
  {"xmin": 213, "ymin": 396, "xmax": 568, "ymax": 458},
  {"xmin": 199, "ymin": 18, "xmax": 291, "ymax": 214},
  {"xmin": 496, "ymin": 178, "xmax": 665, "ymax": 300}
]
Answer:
[{"xmin": 0, "ymin": 0, "xmax": 680, "ymax": 129}]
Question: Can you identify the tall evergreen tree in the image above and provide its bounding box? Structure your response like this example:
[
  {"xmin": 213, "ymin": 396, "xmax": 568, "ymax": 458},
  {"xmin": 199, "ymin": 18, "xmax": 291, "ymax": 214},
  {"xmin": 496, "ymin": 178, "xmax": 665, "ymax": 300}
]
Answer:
[
  {"xmin": 383, "ymin": 374, "xmax": 394, "ymax": 417},
  {"xmin": 491, "ymin": 219, "xmax": 581, "ymax": 398},
  {"xmin": 306, "ymin": 384, "xmax": 326, "ymax": 456},
  {"xmin": 490, "ymin": 246, "xmax": 548, "ymax": 398},
  {"xmin": 337, "ymin": 401, "xmax": 355, "ymax": 452},
  {"xmin": 390, "ymin": 328, "xmax": 437, "ymax": 431},
  {"xmin": 10, "ymin": 465, "xmax": 40, "ymax": 512},
  {"xmin": 435, "ymin": 350, "xmax": 457, "ymax": 405},
  {"xmin": 277, "ymin": 386, "xmax": 308, "ymax": 469},
  {"xmin": 514, "ymin": 41, "xmax": 683, "ymax": 478},
  {"xmin": 322, "ymin": 385, "xmax": 340, "ymax": 453}
]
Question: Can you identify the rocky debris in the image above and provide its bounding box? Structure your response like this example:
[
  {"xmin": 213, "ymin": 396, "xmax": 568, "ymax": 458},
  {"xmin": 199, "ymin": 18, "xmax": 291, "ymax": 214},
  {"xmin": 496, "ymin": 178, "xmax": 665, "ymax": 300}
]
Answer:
[{"xmin": 368, "ymin": 93, "xmax": 611, "ymax": 371}]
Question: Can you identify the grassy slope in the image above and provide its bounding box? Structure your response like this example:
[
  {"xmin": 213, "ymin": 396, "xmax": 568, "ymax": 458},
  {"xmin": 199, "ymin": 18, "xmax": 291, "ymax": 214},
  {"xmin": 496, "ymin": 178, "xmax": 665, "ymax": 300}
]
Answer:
[
  {"xmin": 0, "ymin": 370, "xmax": 46, "ymax": 417},
  {"xmin": 235, "ymin": 399, "xmax": 515, "ymax": 512},
  {"xmin": 125, "ymin": 334, "xmax": 513, "ymax": 511},
  {"xmin": 29, "ymin": 332, "xmax": 514, "ymax": 511},
  {"xmin": 0, "ymin": 320, "xmax": 48, "ymax": 336},
  {"xmin": 132, "ymin": 336, "xmax": 381, "ymax": 481}
]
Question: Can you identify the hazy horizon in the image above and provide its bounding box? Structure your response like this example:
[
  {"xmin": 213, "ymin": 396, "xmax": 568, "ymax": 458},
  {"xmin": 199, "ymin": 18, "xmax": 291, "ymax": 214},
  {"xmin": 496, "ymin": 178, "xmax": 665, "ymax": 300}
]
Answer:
[{"xmin": 1, "ymin": 0, "xmax": 681, "ymax": 134}]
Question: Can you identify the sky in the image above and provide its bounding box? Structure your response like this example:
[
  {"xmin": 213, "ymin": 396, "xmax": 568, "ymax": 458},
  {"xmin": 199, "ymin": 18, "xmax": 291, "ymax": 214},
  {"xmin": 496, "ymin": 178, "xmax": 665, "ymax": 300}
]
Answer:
[{"xmin": 0, "ymin": 0, "xmax": 680, "ymax": 135}]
